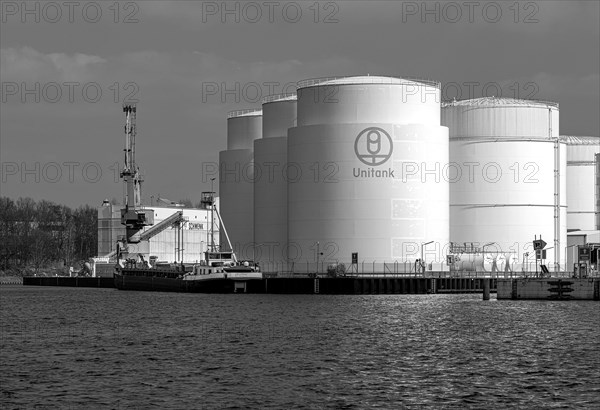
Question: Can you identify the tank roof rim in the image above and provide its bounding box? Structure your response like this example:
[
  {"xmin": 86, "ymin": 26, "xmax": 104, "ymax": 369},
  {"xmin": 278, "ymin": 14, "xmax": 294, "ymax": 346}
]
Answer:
[
  {"xmin": 227, "ymin": 109, "xmax": 263, "ymax": 118},
  {"xmin": 297, "ymin": 75, "xmax": 441, "ymax": 90},
  {"xmin": 262, "ymin": 93, "xmax": 297, "ymax": 105},
  {"xmin": 441, "ymin": 97, "xmax": 559, "ymax": 109},
  {"xmin": 560, "ymin": 135, "xmax": 600, "ymax": 145}
]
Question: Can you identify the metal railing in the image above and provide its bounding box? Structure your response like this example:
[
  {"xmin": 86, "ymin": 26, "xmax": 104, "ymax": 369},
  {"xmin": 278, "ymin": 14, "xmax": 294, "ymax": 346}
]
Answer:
[
  {"xmin": 559, "ymin": 135, "xmax": 600, "ymax": 145},
  {"xmin": 441, "ymin": 97, "xmax": 559, "ymax": 109},
  {"xmin": 449, "ymin": 135, "xmax": 564, "ymax": 142},
  {"xmin": 227, "ymin": 108, "xmax": 262, "ymax": 119},
  {"xmin": 258, "ymin": 260, "xmax": 600, "ymax": 279},
  {"xmin": 261, "ymin": 93, "xmax": 297, "ymax": 104}
]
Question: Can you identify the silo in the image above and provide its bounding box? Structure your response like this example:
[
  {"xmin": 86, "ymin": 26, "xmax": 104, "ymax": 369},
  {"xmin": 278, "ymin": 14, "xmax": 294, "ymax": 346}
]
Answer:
[
  {"xmin": 562, "ymin": 136, "xmax": 600, "ymax": 231},
  {"xmin": 597, "ymin": 153, "xmax": 600, "ymax": 230},
  {"xmin": 288, "ymin": 76, "xmax": 449, "ymax": 270},
  {"xmin": 442, "ymin": 97, "xmax": 566, "ymax": 270},
  {"xmin": 254, "ymin": 94, "xmax": 296, "ymax": 271},
  {"xmin": 227, "ymin": 110, "xmax": 262, "ymax": 150},
  {"xmin": 219, "ymin": 109, "xmax": 262, "ymax": 258}
]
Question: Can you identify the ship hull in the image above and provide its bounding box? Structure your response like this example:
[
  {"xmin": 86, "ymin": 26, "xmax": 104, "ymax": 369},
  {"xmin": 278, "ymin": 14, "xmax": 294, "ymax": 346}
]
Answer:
[{"xmin": 114, "ymin": 273, "xmax": 266, "ymax": 293}]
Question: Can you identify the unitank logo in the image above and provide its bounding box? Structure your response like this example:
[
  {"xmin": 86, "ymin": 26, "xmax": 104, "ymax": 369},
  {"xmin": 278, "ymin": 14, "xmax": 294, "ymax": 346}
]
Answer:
[{"xmin": 354, "ymin": 127, "xmax": 393, "ymax": 166}]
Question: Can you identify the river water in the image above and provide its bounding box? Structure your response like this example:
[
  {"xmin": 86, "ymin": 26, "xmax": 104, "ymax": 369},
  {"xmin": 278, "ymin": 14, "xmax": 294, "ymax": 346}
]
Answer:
[{"xmin": 1, "ymin": 286, "xmax": 598, "ymax": 409}]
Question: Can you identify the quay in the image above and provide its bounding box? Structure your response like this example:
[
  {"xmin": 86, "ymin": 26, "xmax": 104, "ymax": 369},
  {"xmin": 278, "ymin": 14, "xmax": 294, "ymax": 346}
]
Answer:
[
  {"xmin": 22, "ymin": 276, "xmax": 115, "ymax": 288},
  {"xmin": 497, "ymin": 278, "xmax": 600, "ymax": 300},
  {"xmin": 0, "ymin": 277, "xmax": 23, "ymax": 286},
  {"xmin": 22, "ymin": 273, "xmax": 499, "ymax": 295},
  {"xmin": 21, "ymin": 273, "xmax": 600, "ymax": 299}
]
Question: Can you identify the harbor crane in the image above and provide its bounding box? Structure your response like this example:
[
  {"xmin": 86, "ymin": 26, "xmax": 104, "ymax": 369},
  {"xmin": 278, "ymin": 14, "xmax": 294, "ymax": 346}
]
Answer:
[{"xmin": 119, "ymin": 105, "xmax": 154, "ymax": 243}]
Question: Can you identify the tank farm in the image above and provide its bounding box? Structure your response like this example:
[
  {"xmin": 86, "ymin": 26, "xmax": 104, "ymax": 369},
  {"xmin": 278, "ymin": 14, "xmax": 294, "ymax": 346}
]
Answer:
[{"xmin": 24, "ymin": 76, "xmax": 600, "ymax": 298}]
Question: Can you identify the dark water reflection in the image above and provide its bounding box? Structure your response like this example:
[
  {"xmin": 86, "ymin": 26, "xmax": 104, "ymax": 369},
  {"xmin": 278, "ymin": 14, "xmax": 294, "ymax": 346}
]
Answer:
[{"xmin": 1, "ymin": 287, "xmax": 598, "ymax": 409}]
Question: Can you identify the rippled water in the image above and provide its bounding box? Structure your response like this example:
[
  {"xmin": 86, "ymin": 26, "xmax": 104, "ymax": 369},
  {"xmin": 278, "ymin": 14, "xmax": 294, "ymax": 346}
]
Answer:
[{"xmin": 1, "ymin": 286, "xmax": 599, "ymax": 409}]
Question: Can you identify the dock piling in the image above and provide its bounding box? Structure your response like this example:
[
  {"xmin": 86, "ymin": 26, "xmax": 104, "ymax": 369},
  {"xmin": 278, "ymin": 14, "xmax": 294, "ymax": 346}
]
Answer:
[{"xmin": 483, "ymin": 278, "xmax": 490, "ymax": 300}]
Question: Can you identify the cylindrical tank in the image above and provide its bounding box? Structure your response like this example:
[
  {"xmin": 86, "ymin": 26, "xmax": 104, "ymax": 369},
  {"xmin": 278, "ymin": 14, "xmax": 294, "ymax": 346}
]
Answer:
[
  {"xmin": 296, "ymin": 76, "xmax": 441, "ymax": 127},
  {"xmin": 220, "ymin": 109, "xmax": 262, "ymax": 258},
  {"xmin": 442, "ymin": 97, "xmax": 567, "ymax": 268},
  {"xmin": 597, "ymin": 153, "xmax": 600, "ymax": 230},
  {"xmin": 261, "ymin": 94, "xmax": 297, "ymax": 138},
  {"xmin": 288, "ymin": 76, "xmax": 449, "ymax": 268},
  {"xmin": 453, "ymin": 253, "xmax": 484, "ymax": 272},
  {"xmin": 227, "ymin": 109, "xmax": 262, "ymax": 150},
  {"xmin": 254, "ymin": 94, "xmax": 297, "ymax": 270},
  {"xmin": 562, "ymin": 136, "xmax": 600, "ymax": 231}
]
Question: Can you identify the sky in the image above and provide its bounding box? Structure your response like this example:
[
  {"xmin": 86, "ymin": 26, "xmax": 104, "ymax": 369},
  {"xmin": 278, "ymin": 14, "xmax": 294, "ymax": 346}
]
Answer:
[{"xmin": 1, "ymin": 0, "xmax": 599, "ymax": 208}]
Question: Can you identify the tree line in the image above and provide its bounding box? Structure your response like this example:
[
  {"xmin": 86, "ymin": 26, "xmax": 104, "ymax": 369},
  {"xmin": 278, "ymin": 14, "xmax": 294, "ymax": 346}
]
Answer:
[{"xmin": 0, "ymin": 197, "xmax": 97, "ymax": 275}]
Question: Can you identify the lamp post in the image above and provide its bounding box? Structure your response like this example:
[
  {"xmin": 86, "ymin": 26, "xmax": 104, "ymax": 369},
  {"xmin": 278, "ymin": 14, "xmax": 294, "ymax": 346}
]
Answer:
[
  {"xmin": 316, "ymin": 241, "xmax": 320, "ymax": 274},
  {"xmin": 421, "ymin": 241, "xmax": 434, "ymax": 274},
  {"xmin": 482, "ymin": 242, "xmax": 498, "ymax": 255},
  {"xmin": 522, "ymin": 252, "xmax": 530, "ymax": 274}
]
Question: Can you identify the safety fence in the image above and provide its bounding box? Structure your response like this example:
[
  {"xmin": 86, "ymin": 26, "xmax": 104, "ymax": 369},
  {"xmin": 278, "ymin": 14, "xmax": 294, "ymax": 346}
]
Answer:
[{"xmin": 259, "ymin": 260, "xmax": 599, "ymax": 279}]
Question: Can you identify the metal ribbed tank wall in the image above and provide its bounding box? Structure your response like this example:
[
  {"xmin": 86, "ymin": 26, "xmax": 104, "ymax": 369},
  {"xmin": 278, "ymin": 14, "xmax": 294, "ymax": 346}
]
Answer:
[
  {"xmin": 442, "ymin": 97, "xmax": 566, "ymax": 269},
  {"xmin": 288, "ymin": 76, "xmax": 449, "ymax": 269},
  {"xmin": 220, "ymin": 109, "xmax": 262, "ymax": 258},
  {"xmin": 254, "ymin": 94, "xmax": 296, "ymax": 271},
  {"xmin": 562, "ymin": 136, "xmax": 600, "ymax": 231}
]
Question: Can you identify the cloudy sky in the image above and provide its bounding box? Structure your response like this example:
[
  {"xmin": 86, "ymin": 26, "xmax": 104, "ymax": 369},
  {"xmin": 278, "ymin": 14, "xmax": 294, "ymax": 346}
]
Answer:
[{"xmin": 1, "ymin": 0, "xmax": 598, "ymax": 207}]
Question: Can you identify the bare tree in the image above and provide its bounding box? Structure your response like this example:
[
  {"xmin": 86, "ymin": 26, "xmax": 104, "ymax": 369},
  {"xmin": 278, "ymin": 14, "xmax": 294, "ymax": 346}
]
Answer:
[{"xmin": 0, "ymin": 197, "xmax": 98, "ymax": 275}]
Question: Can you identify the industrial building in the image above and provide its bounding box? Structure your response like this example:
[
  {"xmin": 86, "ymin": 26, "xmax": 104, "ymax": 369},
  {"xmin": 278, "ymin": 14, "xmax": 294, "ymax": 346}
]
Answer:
[
  {"xmin": 95, "ymin": 105, "xmax": 221, "ymax": 273},
  {"xmin": 97, "ymin": 199, "xmax": 220, "ymax": 264}
]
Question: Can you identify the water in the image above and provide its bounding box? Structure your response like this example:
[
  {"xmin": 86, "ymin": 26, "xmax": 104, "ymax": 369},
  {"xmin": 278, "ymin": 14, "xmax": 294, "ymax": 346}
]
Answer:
[{"xmin": 1, "ymin": 287, "xmax": 599, "ymax": 409}]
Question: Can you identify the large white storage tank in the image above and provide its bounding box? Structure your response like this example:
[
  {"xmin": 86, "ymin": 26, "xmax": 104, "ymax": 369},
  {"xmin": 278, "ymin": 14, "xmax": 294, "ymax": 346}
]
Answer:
[
  {"xmin": 288, "ymin": 76, "xmax": 449, "ymax": 270},
  {"xmin": 254, "ymin": 94, "xmax": 296, "ymax": 271},
  {"xmin": 442, "ymin": 97, "xmax": 566, "ymax": 270},
  {"xmin": 562, "ymin": 136, "xmax": 600, "ymax": 231},
  {"xmin": 597, "ymin": 153, "xmax": 600, "ymax": 230},
  {"xmin": 220, "ymin": 109, "xmax": 262, "ymax": 258},
  {"xmin": 227, "ymin": 110, "xmax": 262, "ymax": 150}
]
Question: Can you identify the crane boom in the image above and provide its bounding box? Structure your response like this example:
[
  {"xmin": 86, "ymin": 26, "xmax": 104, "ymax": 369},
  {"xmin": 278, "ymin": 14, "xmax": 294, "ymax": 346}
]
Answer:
[{"xmin": 138, "ymin": 211, "xmax": 184, "ymax": 242}]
